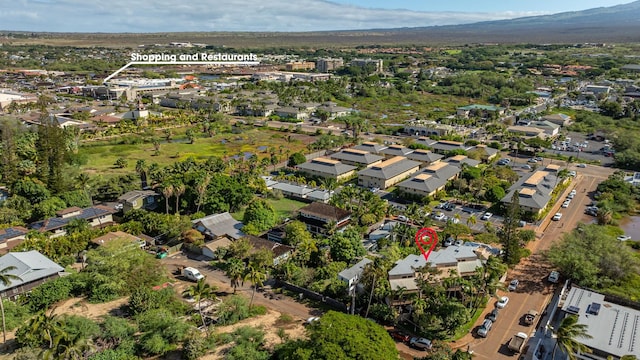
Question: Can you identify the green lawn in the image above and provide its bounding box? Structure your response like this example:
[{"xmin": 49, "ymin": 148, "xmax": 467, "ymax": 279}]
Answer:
[
  {"xmin": 232, "ymin": 197, "xmax": 308, "ymax": 222},
  {"xmin": 78, "ymin": 129, "xmax": 309, "ymax": 176}
]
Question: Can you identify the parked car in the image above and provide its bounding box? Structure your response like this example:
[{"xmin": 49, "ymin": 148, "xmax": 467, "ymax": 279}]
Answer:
[
  {"xmin": 409, "ymin": 337, "xmax": 433, "ymax": 350},
  {"xmin": 552, "ymin": 213, "xmax": 562, "ymax": 221},
  {"xmin": 477, "ymin": 319, "xmax": 493, "ymax": 338},
  {"xmin": 527, "ymin": 158, "xmax": 538, "ymax": 163},
  {"xmin": 444, "ymin": 237, "xmax": 454, "ymax": 247},
  {"xmin": 496, "ymin": 296, "xmax": 509, "ymax": 309},
  {"xmin": 454, "ymin": 239, "xmax": 464, "ymax": 247},
  {"xmin": 508, "ymin": 279, "xmax": 519, "ymax": 291},
  {"xmin": 618, "ymin": 235, "xmax": 632, "ymax": 241},
  {"xmin": 388, "ymin": 330, "xmax": 410, "ymax": 343},
  {"xmin": 481, "ymin": 212, "xmax": 493, "ymax": 220},
  {"xmin": 487, "ymin": 308, "xmax": 499, "ymax": 322},
  {"xmin": 449, "ymin": 217, "xmax": 460, "ymax": 224},
  {"xmin": 569, "ymin": 170, "xmax": 577, "ymax": 177},
  {"xmin": 397, "ymin": 215, "xmax": 408, "ymax": 222},
  {"xmin": 562, "ymin": 200, "xmax": 570, "ymax": 208},
  {"xmin": 570, "ymin": 189, "xmax": 577, "ymax": 196},
  {"xmin": 548, "ymin": 271, "xmax": 560, "ymax": 283},
  {"xmin": 305, "ymin": 317, "xmax": 320, "ymax": 325},
  {"xmin": 577, "ymin": 163, "xmax": 587, "ymax": 168},
  {"xmin": 432, "ymin": 212, "xmax": 446, "ymax": 221},
  {"xmin": 524, "ymin": 310, "xmax": 539, "ymax": 326},
  {"xmin": 521, "ymin": 164, "xmax": 532, "ymax": 170}
]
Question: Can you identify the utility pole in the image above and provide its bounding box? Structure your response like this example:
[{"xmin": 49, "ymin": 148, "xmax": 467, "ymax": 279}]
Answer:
[{"xmin": 364, "ymin": 274, "xmax": 376, "ymax": 318}]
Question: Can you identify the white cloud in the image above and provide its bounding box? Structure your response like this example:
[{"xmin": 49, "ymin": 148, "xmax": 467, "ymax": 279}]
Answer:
[{"xmin": 0, "ymin": 0, "xmax": 549, "ymax": 33}]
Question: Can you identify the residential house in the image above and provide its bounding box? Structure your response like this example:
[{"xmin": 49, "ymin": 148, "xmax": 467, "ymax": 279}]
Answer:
[
  {"xmin": 0, "ymin": 226, "xmax": 28, "ymax": 253},
  {"xmin": 329, "ymin": 148, "xmax": 384, "ymax": 168},
  {"xmin": 541, "ymin": 113, "xmax": 571, "ymax": 127},
  {"xmin": 559, "ymin": 287, "xmax": 640, "ymax": 359},
  {"xmin": 456, "ymin": 104, "xmax": 505, "ymax": 118},
  {"xmin": 245, "ymin": 235, "xmax": 294, "ymax": 266},
  {"xmin": 469, "ymin": 145, "xmax": 499, "ymax": 162},
  {"xmin": 353, "ymin": 142, "xmax": 388, "ymax": 154},
  {"xmin": 396, "ymin": 162, "xmax": 461, "ymax": 198},
  {"xmin": 387, "ymin": 246, "xmax": 484, "ymax": 295},
  {"xmin": 379, "ymin": 145, "xmax": 414, "ymax": 159},
  {"xmin": 298, "ymin": 202, "xmax": 351, "ymax": 236},
  {"xmin": 91, "ymin": 114, "xmax": 121, "ymax": 127},
  {"xmin": 29, "ymin": 206, "xmax": 115, "ymax": 238},
  {"xmin": 357, "ymin": 156, "xmax": 421, "ymax": 189},
  {"xmin": 338, "ymin": 258, "xmax": 373, "ymax": 294},
  {"xmin": 201, "ymin": 236, "xmax": 234, "ymax": 259},
  {"xmin": 405, "ymin": 149, "xmax": 444, "ymax": 167},
  {"xmin": 272, "ymin": 182, "xmax": 314, "ymax": 201},
  {"xmin": 306, "ymin": 189, "xmax": 332, "ymax": 203},
  {"xmin": 118, "ymin": 190, "xmax": 159, "ymax": 213},
  {"xmin": 444, "ymin": 155, "xmax": 481, "ymax": 168},
  {"xmin": 584, "ymin": 85, "xmax": 611, "ymax": 95},
  {"xmin": 296, "ymin": 157, "xmax": 357, "ymax": 182},
  {"xmin": 501, "ymin": 166, "xmax": 561, "ymax": 214},
  {"xmin": 192, "ymin": 212, "xmax": 245, "ymax": 240},
  {"xmin": 0, "ymin": 251, "xmax": 65, "ymax": 300}
]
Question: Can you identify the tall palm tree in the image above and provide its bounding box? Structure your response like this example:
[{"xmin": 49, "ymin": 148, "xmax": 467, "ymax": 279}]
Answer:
[
  {"xmin": 24, "ymin": 309, "xmax": 65, "ymax": 349},
  {"xmin": 173, "ymin": 182, "xmax": 186, "ymax": 215},
  {"xmin": 43, "ymin": 331, "xmax": 95, "ymax": 360},
  {"xmin": 552, "ymin": 315, "xmax": 593, "ymax": 360},
  {"xmin": 466, "ymin": 215, "xmax": 477, "ymax": 228},
  {"xmin": 225, "ymin": 258, "xmax": 245, "ymax": 294},
  {"xmin": 195, "ymin": 174, "xmax": 211, "ymax": 214},
  {"xmin": 0, "ymin": 266, "xmax": 20, "ymax": 345},
  {"xmin": 135, "ymin": 159, "xmax": 149, "ymax": 189},
  {"xmin": 182, "ymin": 279, "xmax": 217, "ymax": 335},
  {"xmin": 243, "ymin": 265, "xmax": 267, "ymax": 307},
  {"xmin": 161, "ymin": 184, "xmax": 174, "ymax": 214}
]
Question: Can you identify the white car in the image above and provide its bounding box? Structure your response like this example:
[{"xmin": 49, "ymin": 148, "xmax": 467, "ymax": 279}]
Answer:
[
  {"xmin": 569, "ymin": 189, "xmax": 577, "ymax": 196},
  {"xmin": 577, "ymin": 163, "xmax": 587, "ymax": 168},
  {"xmin": 562, "ymin": 200, "xmax": 570, "ymax": 208},
  {"xmin": 617, "ymin": 235, "xmax": 632, "ymax": 241},
  {"xmin": 552, "ymin": 213, "xmax": 562, "ymax": 221},
  {"xmin": 508, "ymin": 279, "xmax": 519, "ymax": 291},
  {"xmin": 481, "ymin": 212, "xmax": 493, "ymax": 221},
  {"xmin": 569, "ymin": 171, "xmax": 577, "ymax": 177},
  {"xmin": 496, "ymin": 296, "xmax": 509, "ymax": 309},
  {"xmin": 397, "ymin": 215, "xmax": 408, "ymax": 222},
  {"xmin": 432, "ymin": 212, "xmax": 446, "ymax": 221},
  {"xmin": 548, "ymin": 271, "xmax": 560, "ymax": 283}
]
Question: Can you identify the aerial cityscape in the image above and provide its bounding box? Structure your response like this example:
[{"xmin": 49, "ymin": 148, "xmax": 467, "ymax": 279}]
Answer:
[{"xmin": 0, "ymin": 1, "xmax": 640, "ymax": 360}]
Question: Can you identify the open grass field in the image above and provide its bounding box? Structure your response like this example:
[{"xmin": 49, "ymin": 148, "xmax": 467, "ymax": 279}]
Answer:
[
  {"xmin": 232, "ymin": 197, "xmax": 308, "ymax": 222},
  {"xmin": 78, "ymin": 128, "xmax": 310, "ymax": 176}
]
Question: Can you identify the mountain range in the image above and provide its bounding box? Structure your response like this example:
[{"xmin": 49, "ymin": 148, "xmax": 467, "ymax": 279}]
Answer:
[{"xmin": 4, "ymin": 1, "xmax": 640, "ymax": 47}]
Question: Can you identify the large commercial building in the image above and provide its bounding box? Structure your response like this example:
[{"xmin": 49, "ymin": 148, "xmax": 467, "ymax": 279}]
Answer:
[
  {"xmin": 501, "ymin": 164, "xmax": 562, "ymax": 214},
  {"xmin": 316, "ymin": 58, "xmax": 344, "ymax": 73}
]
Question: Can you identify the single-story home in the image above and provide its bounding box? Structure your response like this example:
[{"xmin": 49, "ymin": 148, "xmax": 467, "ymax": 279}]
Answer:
[{"xmin": 0, "ymin": 250, "xmax": 65, "ymax": 300}]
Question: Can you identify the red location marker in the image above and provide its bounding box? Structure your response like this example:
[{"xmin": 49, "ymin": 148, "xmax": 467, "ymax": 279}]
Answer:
[{"xmin": 415, "ymin": 227, "xmax": 439, "ymax": 262}]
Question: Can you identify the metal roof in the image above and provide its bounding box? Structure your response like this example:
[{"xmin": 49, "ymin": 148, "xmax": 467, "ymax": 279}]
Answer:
[
  {"xmin": 192, "ymin": 212, "xmax": 245, "ymax": 240},
  {"xmin": 0, "ymin": 251, "xmax": 64, "ymax": 292}
]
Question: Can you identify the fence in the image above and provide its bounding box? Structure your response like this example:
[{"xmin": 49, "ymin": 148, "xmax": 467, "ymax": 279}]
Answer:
[{"xmin": 276, "ymin": 280, "xmax": 348, "ymax": 313}]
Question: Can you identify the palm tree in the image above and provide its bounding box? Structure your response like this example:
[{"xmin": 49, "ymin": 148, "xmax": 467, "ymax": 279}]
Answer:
[
  {"xmin": 466, "ymin": 215, "xmax": 477, "ymax": 228},
  {"xmin": 243, "ymin": 265, "xmax": 267, "ymax": 307},
  {"xmin": 24, "ymin": 309, "xmax": 65, "ymax": 349},
  {"xmin": 0, "ymin": 266, "xmax": 20, "ymax": 345},
  {"xmin": 135, "ymin": 159, "xmax": 149, "ymax": 188},
  {"xmin": 597, "ymin": 206, "xmax": 613, "ymax": 225},
  {"xmin": 195, "ymin": 174, "xmax": 211, "ymax": 214},
  {"xmin": 182, "ymin": 279, "xmax": 217, "ymax": 335},
  {"xmin": 225, "ymin": 258, "xmax": 245, "ymax": 294},
  {"xmin": 552, "ymin": 315, "xmax": 593, "ymax": 360},
  {"xmin": 173, "ymin": 182, "xmax": 186, "ymax": 215},
  {"xmin": 43, "ymin": 332, "xmax": 94, "ymax": 360},
  {"xmin": 161, "ymin": 184, "xmax": 174, "ymax": 214}
]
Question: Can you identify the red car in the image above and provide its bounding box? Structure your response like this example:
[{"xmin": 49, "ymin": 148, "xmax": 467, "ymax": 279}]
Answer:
[{"xmin": 388, "ymin": 330, "xmax": 411, "ymax": 343}]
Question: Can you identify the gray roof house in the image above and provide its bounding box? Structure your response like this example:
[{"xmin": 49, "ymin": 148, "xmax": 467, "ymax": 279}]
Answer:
[
  {"xmin": 379, "ymin": 145, "xmax": 414, "ymax": 158},
  {"xmin": 272, "ymin": 182, "xmax": 314, "ymax": 200},
  {"xmin": 388, "ymin": 246, "xmax": 483, "ymax": 292},
  {"xmin": 560, "ymin": 287, "xmax": 640, "ymax": 359},
  {"xmin": 429, "ymin": 140, "xmax": 473, "ymax": 155},
  {"xmin": 353, "ymin": 142, "xmax": 388, "ymax": 154},
  {"xmin": 444, "ymin": 155, "xmax": 481, "ymax": 168},
  {"xmin": 357, "ymin": 156, "xmax": 421, "ymax": 189},
  {"xmin": 296, "ymin": 157, "xmax": 357, "ymax": 181},
  {"xmin": 338, "ymin": 258, "xmax": 373, "ymax": 294},
  {"xmin": 329, "ymin": 149, "xmax": 384, "ymax": 167},
  {"xmin": 405, "ymin": 149, "xmax": 444, "ymax": 166},
  {"xmin": 0, "ymin": 250, "xmax": 65, "ymax": 300},
  {"xmin": 192, "ymin": 212, "xmax": 245, "ymax": 240},
  {"xmin": 501, "ymin": 166, "xmax": 560, "ymax": 214},
  {"xmin": 397, "ymin": 162, "xmax": 461, "ymax": 197}
]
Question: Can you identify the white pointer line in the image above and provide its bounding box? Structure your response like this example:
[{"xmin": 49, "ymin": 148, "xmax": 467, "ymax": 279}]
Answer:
[{"xmin": 103, "ymin": 61, "xmax": 260, "ymax": 84}]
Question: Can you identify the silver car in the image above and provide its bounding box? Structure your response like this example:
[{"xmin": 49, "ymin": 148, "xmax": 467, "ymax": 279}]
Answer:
[{"xmin": 477, "ymin": 319, "xmax": 493, "ymax": 338}]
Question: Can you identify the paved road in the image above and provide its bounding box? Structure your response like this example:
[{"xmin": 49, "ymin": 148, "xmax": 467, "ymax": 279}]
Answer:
[{"xmin": 457, "ymin": 164, "xmax": 615, "ymax": 359}]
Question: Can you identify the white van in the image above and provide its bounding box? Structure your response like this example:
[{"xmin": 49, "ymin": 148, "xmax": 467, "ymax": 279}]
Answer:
[{"xmin": 182, "ymin": 267, "xmax": 205, "ymax": 282}]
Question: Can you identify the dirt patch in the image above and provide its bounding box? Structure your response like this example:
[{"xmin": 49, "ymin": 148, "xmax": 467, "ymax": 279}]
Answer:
[
  {"xmin": 202, "ymin": 309, "xmax": 306, "ymax": 360},
  {"xmin": 52, "ymin": 296, "xmax": 129, "ymax": 320}
]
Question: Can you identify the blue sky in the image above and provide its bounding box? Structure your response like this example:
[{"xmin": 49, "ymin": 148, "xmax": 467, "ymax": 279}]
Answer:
[{"xmin": 0, "ymin": 0, "xmax": 633, "ymax": 33}]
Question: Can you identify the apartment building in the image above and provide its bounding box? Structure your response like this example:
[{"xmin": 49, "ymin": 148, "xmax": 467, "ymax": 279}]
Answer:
[{"xmin": 357, "ymin": 156, "xmax": 421, "ymax": 189}]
